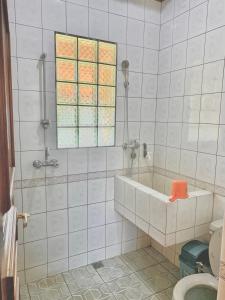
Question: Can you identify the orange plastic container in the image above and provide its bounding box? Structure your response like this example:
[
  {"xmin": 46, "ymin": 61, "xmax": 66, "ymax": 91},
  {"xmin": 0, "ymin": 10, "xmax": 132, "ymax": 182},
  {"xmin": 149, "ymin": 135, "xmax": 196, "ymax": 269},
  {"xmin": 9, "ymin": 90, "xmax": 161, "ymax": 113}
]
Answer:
[{"xmin": 169, "ymin": 180, "xmax": 189, "ymax": 202}]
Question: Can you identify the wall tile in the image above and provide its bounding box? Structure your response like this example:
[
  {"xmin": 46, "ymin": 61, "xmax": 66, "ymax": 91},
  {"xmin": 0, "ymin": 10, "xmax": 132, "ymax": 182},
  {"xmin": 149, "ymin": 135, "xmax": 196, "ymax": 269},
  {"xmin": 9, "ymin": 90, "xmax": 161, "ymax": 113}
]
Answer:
[
  {"xmin": 144, "ymin": 23, "xmax": 160, "ymax": 50},
  {"xmin": 18, "ymin": 59, "xmax": 40, "ymax": 91},
  {"xmin": 106, "ymin": 222, "xmax": 122, "ymax": 246},
  {"xmin": 202, "ymin": 60, "xmax": 224, "ymax": 94},
  {"xmin": 69, "ymin": 230, "xmax": 87, "ymax": 256},
  {"xmin": 48, "ymin": 234, "xmax": 68, "ymax": 262},
  {"xmin": 89, "ymin": 9, "xmax": 108, "ymax": 40},
  {"xmin": 207, "ymin": 0, "xmax": 225, "ymax": 31},
  {"xmin": 66, "ymin": 3, "xmax": 88, "ymax": 36},
  {"xmin": 173, "ymin": 12, "xmax": 189, "ymax": 44},
  {"xmin": 188, "ymin": 2, "xmax": 207, "ymax": 38},
  {"xmin": 109, "ymin": 14, "xmax": 127, "ymax": 44},
  {"xmin": 42, "ymin": 0, "xmax": 66, "ymax": 31},
  {"xmin": 24, "ymin": 213, "xmax": 47, "ymax": 243},
  {"xmin": 88, "ymin": 148, "xmax": 106, "ymax": 172},
  {"xmin": 187, "ymin": 34, "xmax": 205, "ymax": 67},
  {"xmin": 88, "ymin": 178, "xmax": 106, "ymax": 204},
  {"xmin": 88, "ymin": 248, "xmax": 105, "ymax": 264},
  {"xmin": 204, "ymin": 26, "xmax": 225, "ymax": 63},
  {"xmin": 23, "ymin": 186, "xmax": 46, "ymax": 214},
  {"xmin": 68, "ymin": 149, "xmax": 88, "ymax": 175},
  {"xmin": 15, "ymin": 0, "xmax": 42, "ymax": 27},
  {"xmin": 69, "ymin": 206, "xmax": 87, "ymax": 232},
  {"xmin": 127, "ymin": 18, "xmax": 144, "ymax": 47},
  {"xmin": 89, "ymin": 0, "xmax": 108, "ymax": 11},
  {"xmin": 16, "ymin": 25, "xmax": 42, "ymax": 60},
  {"xmin": 47, "ymin": 209, "xmax": 68, "ymax": 237},
  {"xmin": 196, "ymin": 153, "xmax": 216, "ymax": 184},
  {"xmin": 25, "ymin": 240, "xmax": 47, "ymax": 268},
  {"xmin": 88, "ymin": 226, "xmax": 105, "ymax": 250},
  {"xmin": 109, "ymin": 0, "xmax": 127, "ymax": 16},
  {"xmin": 145, "ymin": 0, "xmax": 161, "ymax": 24},
  {"xmin": 46, "ymin": 183, "xmax": 67, "ymax": 211},
  {"xmin": 88, "ymin": 203, "xmax": 105, "ymax": 228},
  {"xmin": 68, "ymin": 181, "xmax": 87, "ymax": 207}
]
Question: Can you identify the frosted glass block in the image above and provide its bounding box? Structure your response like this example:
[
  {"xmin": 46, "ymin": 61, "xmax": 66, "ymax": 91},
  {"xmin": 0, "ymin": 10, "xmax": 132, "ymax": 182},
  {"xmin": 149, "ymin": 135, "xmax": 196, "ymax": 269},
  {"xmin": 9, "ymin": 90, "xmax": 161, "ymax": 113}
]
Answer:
[
  {"xmin": 56, "ymin": 59, "xmax": 77, "ymax": 82},
  {"xmin": 79, "ymin": 106, "xmax": 97, "ymax": 126},
  {"xmin": 99, "ymin": 42, "xmax": 116, "ymax": 65},
  {"xmin": 56, "ymin": 34, "xmax": 77, "ymax": 59},
  {"xmin": 98, "ymin": 64, "xmax": 116, "ymax": 86},
  {"xmin": 57, "ymin": 105, "xmax": 77, "ymax": 127},
  {"xmin": 79, "ymin": 127, "xmax": 97, "ymax": 147},
  {"xmin": 78, "ymin": 84, "xmax": 97, "ymax": 106},
  {"xmin": 98, "ymin": 107, "xmax": 115, "ymax": 126},
  {"xmin": 58, "ymin": 128, "xmax": 78, "ymax": 148},
  {"xmin": 98, "ymin": 86, "xmax": 115, "ymax": 106},
  {"xmin": 78, "ymin": 62, "xmax": 97, "ymax": 84},
  {"xmin": 98, "ymin": 127, "xmax": 115, "ymax": 146},
  {"xmin": 57, "ymin": 82, "xmax": 77, "ymax": 105},
  {"xmin": 78, "ymin": 38, "xmax": 97, "ymax": 62}
]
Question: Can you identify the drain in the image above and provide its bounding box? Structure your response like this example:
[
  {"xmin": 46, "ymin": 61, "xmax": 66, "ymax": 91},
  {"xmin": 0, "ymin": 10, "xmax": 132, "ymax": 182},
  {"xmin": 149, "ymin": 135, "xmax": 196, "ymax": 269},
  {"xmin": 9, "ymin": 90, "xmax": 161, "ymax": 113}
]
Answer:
[{"xmin": 92, "ymin": 261, "xmax": 104, "ymax": 269}]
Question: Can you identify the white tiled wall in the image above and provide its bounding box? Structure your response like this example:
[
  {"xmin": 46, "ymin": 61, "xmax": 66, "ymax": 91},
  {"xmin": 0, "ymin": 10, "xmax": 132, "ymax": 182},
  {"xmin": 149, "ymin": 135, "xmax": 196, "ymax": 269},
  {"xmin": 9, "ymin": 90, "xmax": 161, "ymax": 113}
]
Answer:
[
  {"xmin": 155, "ymin": 0, "xmax": 225, "ymax": 221},
  {"xmin": 9, "ymin": 0, "xmax": 159, "ymax": 283}
]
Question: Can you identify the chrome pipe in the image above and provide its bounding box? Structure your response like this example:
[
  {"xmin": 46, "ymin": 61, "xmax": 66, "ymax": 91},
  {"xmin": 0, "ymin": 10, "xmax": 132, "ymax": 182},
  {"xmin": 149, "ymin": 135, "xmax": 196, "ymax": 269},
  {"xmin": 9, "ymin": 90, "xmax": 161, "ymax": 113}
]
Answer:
[{"xmin": 40, "ymin": 53, "xmax": 50, "ymax": 129}]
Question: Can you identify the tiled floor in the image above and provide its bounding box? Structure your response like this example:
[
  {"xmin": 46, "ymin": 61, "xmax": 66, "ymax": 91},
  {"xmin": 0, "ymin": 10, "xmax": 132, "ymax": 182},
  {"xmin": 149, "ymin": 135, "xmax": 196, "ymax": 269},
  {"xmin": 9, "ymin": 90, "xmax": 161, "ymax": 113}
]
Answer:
[{"xmin": 20, "ymin": 247, "xmax": 179, "ymax": 300}]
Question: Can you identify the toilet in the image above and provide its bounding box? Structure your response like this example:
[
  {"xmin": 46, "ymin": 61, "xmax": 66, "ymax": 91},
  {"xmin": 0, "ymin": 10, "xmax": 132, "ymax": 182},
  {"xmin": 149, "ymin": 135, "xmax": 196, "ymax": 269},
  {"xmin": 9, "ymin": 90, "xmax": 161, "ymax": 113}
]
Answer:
[{"xmin": 173, "ymin": 219, "xmax": 223, "ymax": 300}]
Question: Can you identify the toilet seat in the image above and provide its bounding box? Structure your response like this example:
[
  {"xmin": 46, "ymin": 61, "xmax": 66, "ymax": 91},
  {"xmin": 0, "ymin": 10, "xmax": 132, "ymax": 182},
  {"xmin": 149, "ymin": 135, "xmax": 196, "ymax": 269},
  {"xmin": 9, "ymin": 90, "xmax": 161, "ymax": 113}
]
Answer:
[{"xmin": 173, "ymin": 273, "xmax": 218, "ymax": 300}]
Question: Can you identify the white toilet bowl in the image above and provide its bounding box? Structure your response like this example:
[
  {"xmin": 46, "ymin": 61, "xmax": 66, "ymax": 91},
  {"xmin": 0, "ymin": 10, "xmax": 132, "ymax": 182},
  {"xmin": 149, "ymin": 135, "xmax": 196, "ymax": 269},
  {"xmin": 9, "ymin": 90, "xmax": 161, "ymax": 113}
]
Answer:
[
  {"xmin": 172, "ymin": 273, "xmax": 218, "ymax": 300},
  {"xmin": 173, "ymin": 219, "xmax": 223, "ymax": 300}
]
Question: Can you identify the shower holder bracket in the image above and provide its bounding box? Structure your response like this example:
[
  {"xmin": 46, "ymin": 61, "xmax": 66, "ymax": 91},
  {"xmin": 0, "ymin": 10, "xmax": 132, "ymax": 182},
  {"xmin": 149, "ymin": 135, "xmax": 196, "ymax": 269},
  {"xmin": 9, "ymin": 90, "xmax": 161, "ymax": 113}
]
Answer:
[{"xmin": 41, "ymin": 119, "xmax": 51, "ymax": 129}]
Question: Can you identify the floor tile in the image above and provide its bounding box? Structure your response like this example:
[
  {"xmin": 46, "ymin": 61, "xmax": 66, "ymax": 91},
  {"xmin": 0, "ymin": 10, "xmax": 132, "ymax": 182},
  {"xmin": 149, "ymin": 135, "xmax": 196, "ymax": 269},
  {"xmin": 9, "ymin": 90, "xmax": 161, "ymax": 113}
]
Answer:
[
  {"xmin": 96, "ymin": 257, "xmax": 133, "ymax": 282},
  {"xmin": 147, "ymin": 287, "xmax": 173, "ymax": 300},
  {"xmin": 68, "ymin": 284, "xmax": 116, "ymax": 299},
  {"xmin": 20, "ymin": 285, "xmax": 30, "ymax": 300},
  {"xmin": 28, "ymin": 274, "xmax": 70, "ymax": 300},
  {"xmin": 63, "ymin": 265, "xmax": 104, "ymax": 294},
  {"xmin": 136, "ymin": 264, "xmax": 177, "ymax": 294},
  {"xmin": 121, "ymin": 249, "xmax": 157, "ymax": 271},
  {"xmin": 107, "ymin": 273, "xmax": 154, "ymax": 300},
  {"xmin": 20, "ymin": 249, "xmax": 180, "ymax": 300},
  {"xmin": 160, "ymin": 260, "xmax": 180, "ymax": 279},
  {"xmin": 144, "ymin": 247, "xmax": 167, "ymax": 263}
]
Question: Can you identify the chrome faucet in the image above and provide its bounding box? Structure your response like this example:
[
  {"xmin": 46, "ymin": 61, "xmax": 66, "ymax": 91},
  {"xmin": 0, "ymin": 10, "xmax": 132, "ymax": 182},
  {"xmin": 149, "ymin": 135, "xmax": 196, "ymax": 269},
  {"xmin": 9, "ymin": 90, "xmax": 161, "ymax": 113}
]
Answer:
[
  {"xmin": 33, "ymin": 159, "xmax": 59, "ymax": 169},
  {"xmin": 122, "ymin": 139, "xmax": 140, "ymax": 151},
  {"xmin": 33, "ymin": 147, "xmax": 59, "ymax": 169}
]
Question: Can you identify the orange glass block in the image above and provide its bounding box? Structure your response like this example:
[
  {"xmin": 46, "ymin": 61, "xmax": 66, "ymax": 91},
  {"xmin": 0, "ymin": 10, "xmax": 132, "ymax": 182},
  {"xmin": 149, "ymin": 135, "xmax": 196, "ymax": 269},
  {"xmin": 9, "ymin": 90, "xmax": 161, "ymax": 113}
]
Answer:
[
  {"xmin": 78, "ymin": 38, "xmax": 97, "ymax": 62},
  {"xmin": 98, "ymin": 107, "xmax": 115, "ymax": 126},
  {"xmin": 78, "ymin": 62, "xmax": 97, "ymax": 84},
  {"xmin": 99, "ymin": 42, "xmax": 116, "ymax": 65},
  {"xmin": 57, "ymin": 82, "xmax": 77, "ymax": 105},
  {"xmin": 98, "ymin": 86, "xmax": 115, "ymax": 106},
  {"xmin": 78, "ymin": 84, "xmax": 97, "ymax": 106},
  {"xmin": 56, "ymin": 34, "xmax": 77, "ymax": 59},
  {"xmin": 56, "ymin": 59, "xmax": 77, "ymax": 82},
  {"xmin": 98, "ymin": 64, "xmax": 116, "ymax": 86}
]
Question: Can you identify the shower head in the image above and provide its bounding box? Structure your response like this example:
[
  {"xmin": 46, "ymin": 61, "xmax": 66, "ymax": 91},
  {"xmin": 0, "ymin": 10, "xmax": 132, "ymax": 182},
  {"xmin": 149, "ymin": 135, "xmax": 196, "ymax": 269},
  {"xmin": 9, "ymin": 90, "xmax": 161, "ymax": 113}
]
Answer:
[{"xmin": 121, "ymin": 60, "xmax": 129, "ymax": 70}]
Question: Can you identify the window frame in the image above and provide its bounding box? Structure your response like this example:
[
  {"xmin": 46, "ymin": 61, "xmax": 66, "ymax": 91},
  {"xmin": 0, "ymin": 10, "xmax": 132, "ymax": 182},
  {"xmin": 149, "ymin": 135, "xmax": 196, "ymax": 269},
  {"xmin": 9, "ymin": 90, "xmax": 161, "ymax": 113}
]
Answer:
[{"xmin": 54, "ymin": 31, "xmax": 117, "ymax": 149}]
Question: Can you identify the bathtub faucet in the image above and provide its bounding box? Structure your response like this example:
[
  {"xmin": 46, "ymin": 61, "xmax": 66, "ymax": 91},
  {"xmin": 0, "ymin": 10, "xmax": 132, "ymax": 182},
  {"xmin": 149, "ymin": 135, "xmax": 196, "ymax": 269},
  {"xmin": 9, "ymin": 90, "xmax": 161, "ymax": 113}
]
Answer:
[{"xmin": 122, "ymin": 139, "xmax": 140, "ymax": 151}]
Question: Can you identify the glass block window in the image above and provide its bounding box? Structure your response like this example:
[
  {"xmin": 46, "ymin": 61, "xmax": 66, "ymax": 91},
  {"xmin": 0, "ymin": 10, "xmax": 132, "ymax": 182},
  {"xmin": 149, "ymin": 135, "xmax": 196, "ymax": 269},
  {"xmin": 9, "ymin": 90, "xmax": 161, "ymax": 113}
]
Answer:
[{"xmin": 55, "ymin": 33, "xmax": 117, "ymax": 148}]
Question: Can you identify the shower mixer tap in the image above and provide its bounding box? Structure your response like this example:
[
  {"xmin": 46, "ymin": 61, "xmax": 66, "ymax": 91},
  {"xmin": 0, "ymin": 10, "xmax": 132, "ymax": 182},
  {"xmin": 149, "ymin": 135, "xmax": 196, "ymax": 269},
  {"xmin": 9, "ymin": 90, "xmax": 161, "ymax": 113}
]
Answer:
[
  {"xmin": 33, "ymin": 147, "xmax": 59, "ymax": 169},
  {"xmin": 122, "ymin": 139, "xmax": 140, "ymax": 151}
]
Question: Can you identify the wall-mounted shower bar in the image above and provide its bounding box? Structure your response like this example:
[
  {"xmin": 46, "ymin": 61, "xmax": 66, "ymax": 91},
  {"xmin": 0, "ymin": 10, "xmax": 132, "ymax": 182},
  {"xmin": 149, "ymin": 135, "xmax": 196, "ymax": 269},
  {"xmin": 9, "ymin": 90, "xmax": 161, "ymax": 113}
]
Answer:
[{"xmin": 40, "ymin": 53, "xmax": 50, "ymax": 129}]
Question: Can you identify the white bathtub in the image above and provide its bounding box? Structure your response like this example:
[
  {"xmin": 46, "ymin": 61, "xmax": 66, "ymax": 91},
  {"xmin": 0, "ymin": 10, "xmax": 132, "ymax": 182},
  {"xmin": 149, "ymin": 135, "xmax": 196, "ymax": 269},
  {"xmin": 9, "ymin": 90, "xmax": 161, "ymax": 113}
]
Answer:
[{"xmin": 115, "ymin": 173, "xmax": 213, "ymax": 247}]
